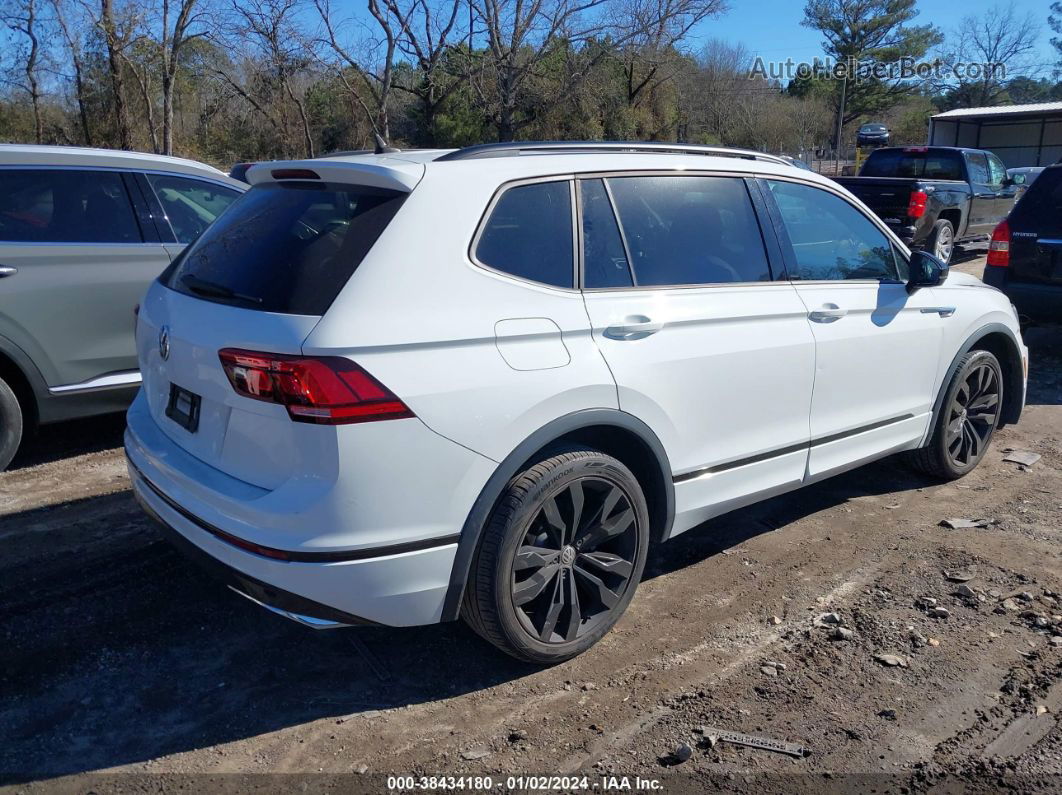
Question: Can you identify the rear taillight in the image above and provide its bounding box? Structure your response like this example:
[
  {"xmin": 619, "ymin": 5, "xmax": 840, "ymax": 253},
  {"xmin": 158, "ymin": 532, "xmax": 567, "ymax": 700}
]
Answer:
[
  {"xmin": 987, "ymin": 220, "xmax": 1010, "ymax": 267},
  {"xmin": 218, "ymin": 349, "xmax": 414, "ymax": 425},
  {"xmin": 907, "ymin": 190, "xmax": 928, "ymax": 218}
]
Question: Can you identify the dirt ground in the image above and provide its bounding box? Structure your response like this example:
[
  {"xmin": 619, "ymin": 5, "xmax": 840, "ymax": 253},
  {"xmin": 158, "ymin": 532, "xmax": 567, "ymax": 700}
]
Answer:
[{"xmin": 3, "ymin": 250, "xmax": 1062, "ymax": 793}]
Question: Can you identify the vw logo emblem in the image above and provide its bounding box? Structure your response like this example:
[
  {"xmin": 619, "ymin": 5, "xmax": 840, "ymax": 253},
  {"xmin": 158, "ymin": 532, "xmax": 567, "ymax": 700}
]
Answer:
[{"xmin": 158, "ymin": 326, "xmax": 170, "ymax": 361}]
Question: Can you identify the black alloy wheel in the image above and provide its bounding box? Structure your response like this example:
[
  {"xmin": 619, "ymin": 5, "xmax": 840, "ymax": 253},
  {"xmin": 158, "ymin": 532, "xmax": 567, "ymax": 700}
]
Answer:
[
  {"xmin": 462, "ymin": 449, "xmax": 650, "ymax": 664},
  {"xmin": 908, "ymin": 349, "xmax": 1004, "ymax": 480},
  {"xmin": 945, "ymin": 359, "xmax": 1000, "ymax": 468},
  {"xmin": 510, "ymin": 477, "xmax": 639, "ymax": 644}
]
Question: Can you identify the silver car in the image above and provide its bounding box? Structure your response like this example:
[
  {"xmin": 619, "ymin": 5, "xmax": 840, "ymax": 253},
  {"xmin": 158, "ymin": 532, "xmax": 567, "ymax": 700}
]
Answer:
[{"xmin": 0, "ymin": 145, "xmax": 245, "ymax": 469}]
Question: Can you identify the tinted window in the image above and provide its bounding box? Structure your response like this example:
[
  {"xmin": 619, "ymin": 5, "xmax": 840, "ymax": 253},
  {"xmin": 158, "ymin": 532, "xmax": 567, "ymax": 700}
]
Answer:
[
  {"xmin": 1011, "ymin": 167, "xmax": 1062, "ymax": 230},
  {"xmin": 966, "ymin": 153, "xmax": 990, "ymax": 184},
  {"xmin": 581, "ymin": 179, "xmax": 632, "ymax": 288},
  {"xmin": 146, "ymin": 174, "xmax": 241, "ymax": 243},
  {"xmin": 166, "ymin": 181, "xmax": 406, "ymax": 314},
  {"xmin": 768, "ymin": 180, "xmax": 899, "ymax": 281},
  {"xmin": 476, "ymin": 181, "xmax": 573, "ymax": 288},
  {"xmin": 860, "ymin": 149, "xmax": 964, "ymax": 180},
  {"xmin": 0, "ymin": 169, "xmax": 141, "ymax": 243},
  {"xmin": 606, "ymin": 176, "xmax": 771, "ymax": 286}
]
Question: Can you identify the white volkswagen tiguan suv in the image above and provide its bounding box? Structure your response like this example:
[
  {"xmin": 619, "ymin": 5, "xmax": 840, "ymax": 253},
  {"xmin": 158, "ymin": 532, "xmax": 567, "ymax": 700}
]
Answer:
[{"xmin": 126, "ymin": 142, "xmax": 1027, "ymax": 663}]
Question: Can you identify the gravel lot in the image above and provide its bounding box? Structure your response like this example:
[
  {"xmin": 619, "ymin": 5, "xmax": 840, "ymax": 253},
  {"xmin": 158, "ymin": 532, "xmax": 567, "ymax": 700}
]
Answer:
[{"xmin": 2, "ymin": 251, "xmax": 1061, "ymax": 792}]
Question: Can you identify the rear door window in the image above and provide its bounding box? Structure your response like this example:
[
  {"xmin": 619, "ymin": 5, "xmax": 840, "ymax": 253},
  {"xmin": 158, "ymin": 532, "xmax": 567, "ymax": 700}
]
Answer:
[
  {"xmin": 0, "ymin": 169, "xmax": 141, "ymax": 243},
  {"xmin": 475, "ymin": 181, "xmax": 574, "ymax": 288},
  {"xmin": 604, "ymin": 175, "xmax": 772, "ymax": 286},
  {"xmin": 165, "ymin": 181, "xmax": 407, "ymax": 314},
  {"xmin": 145, "ymin": 174, "xmax": 241, "ymax": 243},
  {"xmin": 580, "ymin": 179, "xmax": 633, "ymax": 288},
  {"xmin": 767, "ymin": 180, "xmax": 900, "ymax": 281}
]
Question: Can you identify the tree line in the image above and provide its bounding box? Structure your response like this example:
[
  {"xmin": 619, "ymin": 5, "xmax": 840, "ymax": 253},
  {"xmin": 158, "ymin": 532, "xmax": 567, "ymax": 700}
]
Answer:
[{"xmin": 0, "ymin": 0, "xmax": 1053, "ymax": 168}]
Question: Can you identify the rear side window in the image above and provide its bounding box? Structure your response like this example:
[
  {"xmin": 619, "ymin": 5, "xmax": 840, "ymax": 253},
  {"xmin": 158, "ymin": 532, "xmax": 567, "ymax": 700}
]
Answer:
[
  {"xmin": 475, "ymin": 181, "xmax": 574, "ymax": 288},
  {"xmin": 768, "ymin": 180, "xmax": 899, "ymax": 281},
  {"xmin": 146, "ymin": 173, "xmax": 241, "ymax": 243},
  {"xmin": 606, "ymin": 175, "xmax": 771, "ymax": 286},
  {"xmin": 0, "ymin": 169, "xmax": 141, "ymax": 243},
  {"xmin": 861, "ymin": 149, "xmax": 964, "ymax": 181},
  {"xmin": 165, "ymin": 181, "xmax": 406, "ymax": 314},
  {"xmin": 1011, "ymin": 167, "xmax": 1062, "ymax": 228}
]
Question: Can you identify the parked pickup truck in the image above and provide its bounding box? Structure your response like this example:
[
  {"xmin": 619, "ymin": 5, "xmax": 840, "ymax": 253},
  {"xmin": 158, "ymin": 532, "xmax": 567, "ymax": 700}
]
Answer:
[{"xmin": 833, "ymin": 146, "xmax": 1020, "ymax": 264}]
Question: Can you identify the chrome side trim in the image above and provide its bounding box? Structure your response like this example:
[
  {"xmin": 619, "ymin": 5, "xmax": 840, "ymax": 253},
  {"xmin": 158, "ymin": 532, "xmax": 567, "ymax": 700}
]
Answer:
[
  {"xmin": 49, "ymin": 370, "xmax": 142, "ymax": 394},
  {"xmin": 673, "ymin": 413, "xmax": 916, "ymax": 483},
  {"xmin": 226, "ymin": 586, "xmax": 349, "ymax": 629}
]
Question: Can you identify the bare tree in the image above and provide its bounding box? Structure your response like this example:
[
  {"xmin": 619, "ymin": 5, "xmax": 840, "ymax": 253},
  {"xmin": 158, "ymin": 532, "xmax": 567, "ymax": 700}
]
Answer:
[
  {"xmin": 314, "ymin": 0, "xmax": 402, "ymax": 140},
  {"xmin": 2, "ymin": 0, "xmax": 46, "ymax": 143},
  {"xmin": 95, "ymin": 0, "xmax": 135, "ymax": 148},
  {"xmin": 472, "ymin": 0, "xmax": 618, "ymax": 141},
  {"xmin": 159, "ymin": 0, "xmax": 209, "ymax": 155},
  {"xmin": 387, "ymin": 0, "xmax": 469, "ymax": 145},
  {"xmin": 51, "ymin": 0, "xmax": 92, "ymax": 144},
  {"xmin": 229, "ymin": 0, "xmax": 316, "ymax": 157},
  {"xmin": 620, "ymin": 0, "xmax": 726, "ymax": 109},
  {"xmin": 937, "ymin": 2, "xmax": 1039, "ymax": 107}
]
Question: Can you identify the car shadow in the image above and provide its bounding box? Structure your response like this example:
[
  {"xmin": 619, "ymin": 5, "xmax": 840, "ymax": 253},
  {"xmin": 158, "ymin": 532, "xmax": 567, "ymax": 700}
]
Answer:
[
  {"xmin": 7, "ymin": 412, "xmax": 126, "ymax": 471},
  {"xmin": 0, "ymin": 451, "xmax": 951, "ymax": 783}
]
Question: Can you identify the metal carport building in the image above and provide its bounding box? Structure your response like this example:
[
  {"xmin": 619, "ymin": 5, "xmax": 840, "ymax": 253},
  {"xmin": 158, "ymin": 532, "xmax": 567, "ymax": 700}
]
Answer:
[{"xmin": 928, "ymin": 102, "xmax": 1062, "ymax": 167}]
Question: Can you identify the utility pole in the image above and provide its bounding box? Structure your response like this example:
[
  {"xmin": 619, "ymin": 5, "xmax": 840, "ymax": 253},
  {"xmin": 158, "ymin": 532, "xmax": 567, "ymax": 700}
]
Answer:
[{"xmin": 834, "ymin": 74, "xmax": 847, "ymax": 175}]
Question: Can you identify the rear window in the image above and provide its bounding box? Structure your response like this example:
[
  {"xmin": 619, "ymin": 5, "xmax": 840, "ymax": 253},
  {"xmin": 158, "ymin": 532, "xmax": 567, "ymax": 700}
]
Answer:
[
  {"xmin": 1011, "ymin": 166, "xmax": 1062, "ymax": 229},
  {"xmin": 860, "ymin": 149, "xmax": 964, "ymax": 181},
  {"xmin": 164, "ymin": 181, "xmax": 406, "ymax": 314}
]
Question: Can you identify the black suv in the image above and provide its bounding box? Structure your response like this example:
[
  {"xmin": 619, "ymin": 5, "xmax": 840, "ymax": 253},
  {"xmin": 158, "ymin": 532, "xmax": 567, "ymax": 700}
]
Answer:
[{"xmin": 983, "ymin": 163, "xmax": 1062, "ymax": 325}]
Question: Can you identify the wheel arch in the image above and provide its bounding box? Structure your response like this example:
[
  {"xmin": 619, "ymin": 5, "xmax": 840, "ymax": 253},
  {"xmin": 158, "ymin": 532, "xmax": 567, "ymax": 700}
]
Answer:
[
  {"xmin": 937, "ymin": 208, "xmax": 962, "ymax": 234},
  {"xmin": 441, "ymin": 409, "xmax": 675, "ymax": 621},
  {"xmin": 0, "ymin": 342, "xmax": 42, "ymax": 432},
  {"xmin": 933, "ymin": 322, "xmax": 1024, "ymax": 431}
]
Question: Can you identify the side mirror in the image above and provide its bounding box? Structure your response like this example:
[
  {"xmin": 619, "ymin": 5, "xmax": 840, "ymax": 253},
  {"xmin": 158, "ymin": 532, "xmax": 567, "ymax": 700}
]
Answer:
[
  {"xmin": 1001, "ymin": 176, "xmax": 1015, "ymax": 187},
  {"xmin": 907, "ymin": 250, "xmax": 948, "ymax": 293}
]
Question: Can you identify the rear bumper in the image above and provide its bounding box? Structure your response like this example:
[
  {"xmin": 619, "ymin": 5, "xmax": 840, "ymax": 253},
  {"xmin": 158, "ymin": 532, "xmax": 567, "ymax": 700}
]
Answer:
[
  {"xmin": 983, "ymin": 269, "xmax": 1062, "ymax": 324},
  {"xmin": 133, "ymin": 477, "xmax": 374, "ymax": 628},
  {"xmin": 124, "ymin": 391, "xmax": 497, "ymax": 627}
]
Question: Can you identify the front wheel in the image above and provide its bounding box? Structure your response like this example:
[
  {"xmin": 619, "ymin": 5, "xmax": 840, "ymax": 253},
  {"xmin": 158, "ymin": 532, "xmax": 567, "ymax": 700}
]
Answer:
[
  {"xmin": 462, "ymin": 449, "xmax": 650, "ymax": 664},
  {"xmin": 908, "ymin": 350, "xmax": 1002, "ymax": 480}
]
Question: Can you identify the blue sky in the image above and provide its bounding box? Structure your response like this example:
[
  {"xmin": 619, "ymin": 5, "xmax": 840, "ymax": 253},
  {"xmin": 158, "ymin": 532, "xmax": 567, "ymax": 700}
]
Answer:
[{"xmin": 698, "ymin": 0, "xmax": 1058, "ymax": 80}]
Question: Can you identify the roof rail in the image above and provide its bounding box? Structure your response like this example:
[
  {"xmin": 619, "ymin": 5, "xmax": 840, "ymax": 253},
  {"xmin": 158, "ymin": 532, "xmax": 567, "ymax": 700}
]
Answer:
[{"xmin": 435, "ymin": 141, "xmax": 789, "ymax": 166}]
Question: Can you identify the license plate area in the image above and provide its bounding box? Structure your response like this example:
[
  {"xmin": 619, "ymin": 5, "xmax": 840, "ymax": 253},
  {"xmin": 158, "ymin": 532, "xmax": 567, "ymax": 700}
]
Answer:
[{"xmin": 166, "ymin": 383, "xmax": 201, "ymax": 433}]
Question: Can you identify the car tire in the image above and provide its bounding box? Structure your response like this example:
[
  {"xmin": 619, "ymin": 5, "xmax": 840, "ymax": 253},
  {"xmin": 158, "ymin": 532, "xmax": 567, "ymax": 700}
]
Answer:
[
  {"xmin": 0, "ymin": 375, "xmax": 23, "ymax": 471},
  {"xmin": 926, "ymin": 218, "xmax": 955, "ymax": 264},
  {"xmin": 462, "ymin": 448, "xmax": 650, "ymax": 664},
  {"xmin": 908, "ymin": 350, "xmax": 1003, "ymax": 480}
]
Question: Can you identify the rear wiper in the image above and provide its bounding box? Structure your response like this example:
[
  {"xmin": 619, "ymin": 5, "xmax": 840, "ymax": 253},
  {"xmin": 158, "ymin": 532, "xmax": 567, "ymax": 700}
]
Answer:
[{"xmin": 180, "ymin": 274, "xmax": 263, "ymax": 305}]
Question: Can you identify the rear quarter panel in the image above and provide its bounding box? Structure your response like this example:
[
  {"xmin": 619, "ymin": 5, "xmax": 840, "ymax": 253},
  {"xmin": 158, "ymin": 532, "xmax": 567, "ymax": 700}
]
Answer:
[{"xmin": 300, "ymin": 167, "xmax": 619, "ymax": 464}]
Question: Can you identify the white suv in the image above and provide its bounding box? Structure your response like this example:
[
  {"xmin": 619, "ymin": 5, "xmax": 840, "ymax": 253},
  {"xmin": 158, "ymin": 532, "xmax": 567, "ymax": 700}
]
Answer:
[{"xmin": 125, "ymin": 142, "xmax": 1027, "ymax": 663}]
